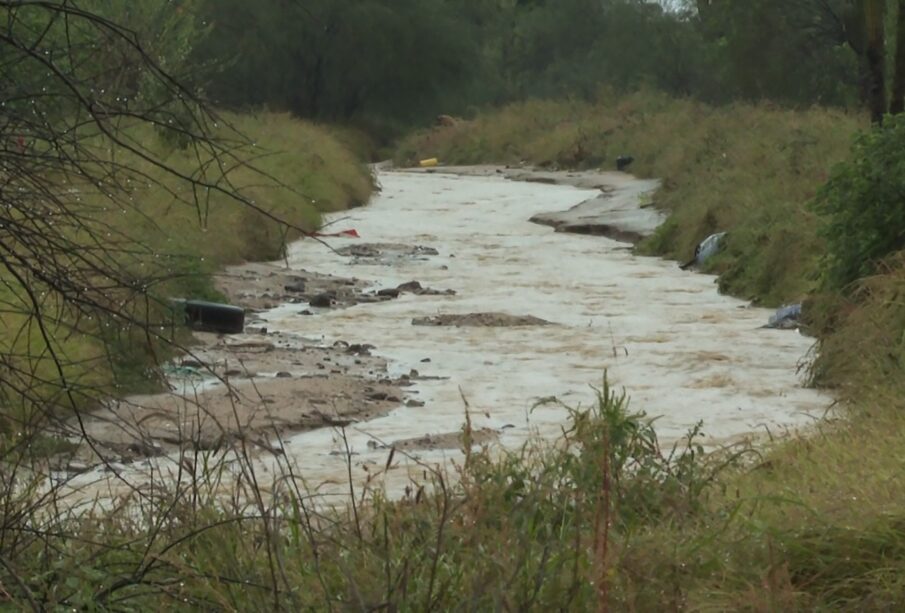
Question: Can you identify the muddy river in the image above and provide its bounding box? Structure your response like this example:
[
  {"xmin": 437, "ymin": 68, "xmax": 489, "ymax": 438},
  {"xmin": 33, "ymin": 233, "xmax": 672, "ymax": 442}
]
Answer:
[{"xmin": 64, "ymin": 169, "xmax": 832, "ymax": 505}]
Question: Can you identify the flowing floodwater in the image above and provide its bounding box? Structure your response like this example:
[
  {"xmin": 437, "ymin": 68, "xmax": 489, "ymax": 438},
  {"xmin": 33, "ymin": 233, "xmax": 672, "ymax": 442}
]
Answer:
[
  {"xmin": 67, "ymin": 170, "xmax": 832, "ymax": 504},
  {"xmin": 266, "ymin": 171, "xmax": 829, "ymax": 494}
]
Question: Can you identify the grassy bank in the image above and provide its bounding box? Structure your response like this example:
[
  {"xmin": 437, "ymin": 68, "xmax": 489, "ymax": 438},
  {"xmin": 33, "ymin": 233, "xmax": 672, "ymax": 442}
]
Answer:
[
  {"xmin": 395, "ymin": 91, "xmax": 905, "ymax": 406},
  {"xmin": 392, "ymin": 92, "xmax": 905, "ymax": 607},
  {"xmin": 0, "ymin": 112, "xmax": 374, "ymax": 419},
  {"xmin": 397, "ymin": 91, "xmax": 864, "ymax": 306},
  {"xmin": 6, "ymin": 95, "xmax": 905, "ymax": 609},
  {"xmin": 11, "ymin": 379, "xmax": 905, "ymax": 610}
]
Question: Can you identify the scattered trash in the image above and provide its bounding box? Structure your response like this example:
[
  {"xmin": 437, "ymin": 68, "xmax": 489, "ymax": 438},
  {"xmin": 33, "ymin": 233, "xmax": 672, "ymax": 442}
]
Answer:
[
  {"xmin": 763, "ymin": 303, "xmax": 803, "ymax": 330},
  {"xmin": 616, "ymin": 155, "xmax": 635, "ymax": 171},
  {"xmin": 311, "ymin": 229, "xmax": 360, "ymax": 239},
  {"xmin": 680, "ymin": 232, "xmax": 727, "ymax": 270},
  {"xmin": 162, "ymin": 364, "xmax": 204, "ymax": 379},
  {"xmin": 174, "ymin": 299, "xmax": 245, "ymax": 334},
  {"xmin": 420, "ymin": 158, "xmax": 439, "ymax": 168},
  {"xmin": 67, "ymin": 461, "xmax": 89, "ymax": 474}
]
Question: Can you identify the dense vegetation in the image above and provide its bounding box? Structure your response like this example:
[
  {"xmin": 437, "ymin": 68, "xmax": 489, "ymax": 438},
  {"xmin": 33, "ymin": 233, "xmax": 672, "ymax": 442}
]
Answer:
[
  {"xmin": 0, "ymin": 4, "xmax": 373, "ymax": 432},
  {"xmin": 189, "ymin": 0, "xmax": 879, "ymax": 138},
  {"xmin": 4, "ymin": 0, "xmax": 905, "ymax": 609}
]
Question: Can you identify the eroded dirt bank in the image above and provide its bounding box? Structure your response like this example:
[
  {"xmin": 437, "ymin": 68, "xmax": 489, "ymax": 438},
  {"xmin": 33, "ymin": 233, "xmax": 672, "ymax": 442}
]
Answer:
[
  {"xmin": 59, "ymin": 169, "xmax": 832, "ymax": 505},
  {"xmin": 57, "ymin": 267, "xmax": 415, "ymax": 472}
]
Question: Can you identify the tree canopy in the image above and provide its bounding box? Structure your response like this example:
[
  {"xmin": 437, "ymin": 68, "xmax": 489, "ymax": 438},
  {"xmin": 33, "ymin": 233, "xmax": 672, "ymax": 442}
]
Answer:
[{"xmin": 184, "ymin": 0, "xmax": 905, "ymax": 134}]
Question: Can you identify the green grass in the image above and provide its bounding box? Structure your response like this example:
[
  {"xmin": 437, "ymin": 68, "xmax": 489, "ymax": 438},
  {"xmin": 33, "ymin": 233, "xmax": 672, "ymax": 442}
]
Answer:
[
  {"xmin": 396, "ymin": 90, "xmax": 863, "ymax": 306},
  {"xmin": 6, "ymin": 94, "xmax": 905, "ymax": 608},
  {"xmin": 393, "ymin": 92, "xmax": 905, "ymax": 607},
  {"xmin": 8, "ymin": 377, "xmax": 904, "ymax": 610},
  {"xmin": 0, "ymin": 381, "xmax": 724, "ymax": 609},
  {"xmin": 107, "ymin": 111, "xmax": 374, "ymax": 267},
  {"xmin": 0, "ymin": 112, "xmax": 374, "ymax": 418}
]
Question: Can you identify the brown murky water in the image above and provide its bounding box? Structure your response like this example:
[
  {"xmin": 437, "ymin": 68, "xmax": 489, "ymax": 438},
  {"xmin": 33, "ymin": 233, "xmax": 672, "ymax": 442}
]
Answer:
[{"xmin": 64, "ymin": 170, "xmax": 832, "ymax": 506}]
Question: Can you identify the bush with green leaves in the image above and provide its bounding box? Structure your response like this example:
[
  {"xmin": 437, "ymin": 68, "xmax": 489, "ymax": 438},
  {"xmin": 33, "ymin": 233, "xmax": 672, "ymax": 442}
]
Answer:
[{"xmin": 812, "ymin": 116, "xmax": 905, "ymax": 290}]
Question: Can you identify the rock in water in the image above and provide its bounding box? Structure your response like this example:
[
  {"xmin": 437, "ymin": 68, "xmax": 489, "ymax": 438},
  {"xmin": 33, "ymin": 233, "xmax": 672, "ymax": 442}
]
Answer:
[
  {"xmin": 309, "ymin": 292, "xmax": 336, "ymax": 308},
  {"xmin": 396, "ymin": 281, "xmax": 423, "ymax": 293}
]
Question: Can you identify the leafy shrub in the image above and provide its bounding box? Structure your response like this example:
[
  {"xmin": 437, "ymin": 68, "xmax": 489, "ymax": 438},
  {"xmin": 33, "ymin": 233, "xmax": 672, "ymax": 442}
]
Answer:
[{"xmin": 812, "ymin": 116, "xmax": 905, "ymax": 290}]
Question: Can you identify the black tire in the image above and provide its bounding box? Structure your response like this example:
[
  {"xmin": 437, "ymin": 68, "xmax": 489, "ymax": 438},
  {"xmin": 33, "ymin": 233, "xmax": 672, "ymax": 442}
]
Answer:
[
  {"xmin": 616, "ymin": 155, "xmax": 634, "ymax": 171},
  {"xmin": 181, "ymin": 300, "xmax": 245, "ymax": 334}
]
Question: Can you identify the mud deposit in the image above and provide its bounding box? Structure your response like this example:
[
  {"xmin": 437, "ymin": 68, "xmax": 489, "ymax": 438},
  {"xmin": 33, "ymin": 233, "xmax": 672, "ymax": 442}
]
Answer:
[
  {"xmin": 59, "ymin": 329, "xmax": 408, "ymax": 471},
  {"xmin": 412, "ymin": 313, "xmax": 552, "ymax": 327}
]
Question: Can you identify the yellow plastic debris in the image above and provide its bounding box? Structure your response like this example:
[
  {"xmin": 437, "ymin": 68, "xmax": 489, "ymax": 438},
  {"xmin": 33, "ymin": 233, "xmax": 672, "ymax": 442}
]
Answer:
[{"xmin": 419, "ymin": 158, "xmax": 439, "ymax": 168}]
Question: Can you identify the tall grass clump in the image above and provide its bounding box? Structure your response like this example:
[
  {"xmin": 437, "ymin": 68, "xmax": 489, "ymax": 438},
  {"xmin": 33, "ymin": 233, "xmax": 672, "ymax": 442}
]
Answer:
[
  {"xmin": 108, "ymin": 112, "xmax": 374, "ymax": 269},
  {"xmin": 5, "ymin": 375, "xmax": 905, "ymax": 609},
  {"xmin": 0, "ymin": 381, "xmax": 741, "ymax": 610},
  {"xmin": 808, "ymin": 253, "xmax": 905, "ymax": 398}
]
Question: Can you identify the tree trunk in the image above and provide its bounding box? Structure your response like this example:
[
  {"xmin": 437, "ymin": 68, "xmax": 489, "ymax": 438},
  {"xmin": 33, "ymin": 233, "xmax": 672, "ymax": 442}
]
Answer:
[
  {"xmin": 865, "ymin": 0, "xmax": 888, "ymax": 123},
  {"xmin": 891, "ymin": 0, "xmax": 905, "ymax": 113}
]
